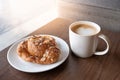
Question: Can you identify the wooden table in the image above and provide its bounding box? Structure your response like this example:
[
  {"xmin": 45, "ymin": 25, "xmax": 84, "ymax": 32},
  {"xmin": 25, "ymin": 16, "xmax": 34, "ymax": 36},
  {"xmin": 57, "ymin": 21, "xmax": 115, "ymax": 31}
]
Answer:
[{"xmin": 0, "ymin": 18, "xmax": 120, "ymax": 80}]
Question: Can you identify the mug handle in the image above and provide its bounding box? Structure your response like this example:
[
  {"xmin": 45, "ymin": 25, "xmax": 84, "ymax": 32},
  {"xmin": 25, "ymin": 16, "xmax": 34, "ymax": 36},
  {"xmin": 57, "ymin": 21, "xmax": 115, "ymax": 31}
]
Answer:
[{"xmin": 94, "ymin": 34, "xmax": 110, "ymax": 55}]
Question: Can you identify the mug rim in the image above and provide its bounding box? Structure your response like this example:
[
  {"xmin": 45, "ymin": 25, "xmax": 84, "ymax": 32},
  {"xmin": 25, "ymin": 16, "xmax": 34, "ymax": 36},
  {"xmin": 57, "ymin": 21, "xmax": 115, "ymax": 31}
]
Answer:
[{"xmin": 69, "ymin": 21, "xmax": 101, "ymax": 37}]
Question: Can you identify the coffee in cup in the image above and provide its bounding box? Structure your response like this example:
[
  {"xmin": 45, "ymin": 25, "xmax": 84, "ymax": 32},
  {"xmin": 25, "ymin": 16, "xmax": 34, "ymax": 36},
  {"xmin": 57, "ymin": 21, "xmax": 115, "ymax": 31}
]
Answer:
[
  {"xmin": 71, "ymin": 24, "xmax": 98, "ymax": 36},
  {"xmin": 69, "ymin": 21, "xmax": 110, "ymax": 58}
]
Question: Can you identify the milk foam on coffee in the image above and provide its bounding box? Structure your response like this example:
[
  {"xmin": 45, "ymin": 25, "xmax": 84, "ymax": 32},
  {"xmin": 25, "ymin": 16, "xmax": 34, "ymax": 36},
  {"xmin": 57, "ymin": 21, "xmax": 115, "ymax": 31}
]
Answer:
[{"xmin": 72, "ymin": 24, "xmax": 97, "ymax": 36}]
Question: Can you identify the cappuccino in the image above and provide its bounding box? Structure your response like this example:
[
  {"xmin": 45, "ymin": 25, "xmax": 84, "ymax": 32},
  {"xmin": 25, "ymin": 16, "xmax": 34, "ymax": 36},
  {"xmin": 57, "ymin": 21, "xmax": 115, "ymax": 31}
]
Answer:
[
  {"xmin": 72, "ymin": 24, "xmax": 97, "ymax": 36},
  {"xmin": 69, "ymin": 21, "xmax": 110, "ymax": 58}
]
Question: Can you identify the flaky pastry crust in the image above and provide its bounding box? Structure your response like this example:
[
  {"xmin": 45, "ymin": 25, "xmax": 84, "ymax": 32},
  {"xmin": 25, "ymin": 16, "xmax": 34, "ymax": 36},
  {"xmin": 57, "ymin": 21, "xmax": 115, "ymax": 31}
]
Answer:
[{"xmin": 17, "ymin": 35, "xmax": 60, "ymax": 64}]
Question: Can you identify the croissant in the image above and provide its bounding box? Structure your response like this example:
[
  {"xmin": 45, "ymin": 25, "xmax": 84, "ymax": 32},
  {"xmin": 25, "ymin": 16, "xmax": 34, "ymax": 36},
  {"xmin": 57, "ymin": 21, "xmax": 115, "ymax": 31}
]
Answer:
[{"xmin": 17, "ymin": 35, "xmax": 60, "ymax": 64}]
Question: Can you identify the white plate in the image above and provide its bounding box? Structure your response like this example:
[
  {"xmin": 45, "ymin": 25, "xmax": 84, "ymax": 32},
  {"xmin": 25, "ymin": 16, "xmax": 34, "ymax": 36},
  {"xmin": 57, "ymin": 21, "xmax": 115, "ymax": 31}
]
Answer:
[{"xmin": 7, "ymin": 35, "xmax": 69, "ymax": 73}]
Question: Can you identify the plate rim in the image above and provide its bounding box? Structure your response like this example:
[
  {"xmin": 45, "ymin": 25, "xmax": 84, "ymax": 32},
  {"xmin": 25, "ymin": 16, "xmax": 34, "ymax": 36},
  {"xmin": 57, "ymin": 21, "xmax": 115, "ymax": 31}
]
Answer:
[{"xmin": 7, "ymin": 34, "xmax": 69, "ymax": 73}]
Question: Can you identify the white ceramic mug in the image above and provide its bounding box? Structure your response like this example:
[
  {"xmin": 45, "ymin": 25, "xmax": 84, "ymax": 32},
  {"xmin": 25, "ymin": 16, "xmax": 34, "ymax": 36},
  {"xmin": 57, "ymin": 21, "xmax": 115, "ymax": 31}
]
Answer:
[{"xmin": 69, "ymin": 21, "xmax": 110, "ymax": 58}]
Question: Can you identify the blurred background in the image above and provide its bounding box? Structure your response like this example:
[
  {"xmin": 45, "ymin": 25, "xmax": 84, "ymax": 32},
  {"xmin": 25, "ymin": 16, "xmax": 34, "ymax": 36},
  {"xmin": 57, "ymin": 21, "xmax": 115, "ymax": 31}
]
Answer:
[
  {"xmin": 0, "ymin": 0, "xmax": 56, "ymax": 34},
  {"xmin": 0, "ymin": 0, "xmax": 120, "ymax": 34},
  {"xmin": 58, "ymin": 0, "xmax": 120, "ymax": 32}
]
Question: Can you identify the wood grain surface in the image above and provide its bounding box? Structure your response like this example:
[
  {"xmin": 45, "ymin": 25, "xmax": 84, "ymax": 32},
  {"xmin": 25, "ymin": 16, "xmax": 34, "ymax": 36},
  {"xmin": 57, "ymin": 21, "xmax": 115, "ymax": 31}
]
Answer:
[{"xmin": 0, "ymin": 18, "xmax": 120, "ymax": 80}]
